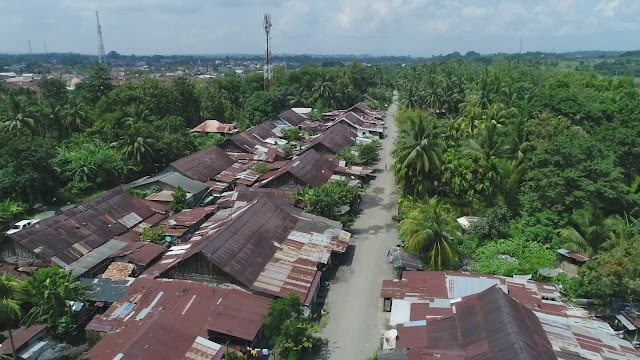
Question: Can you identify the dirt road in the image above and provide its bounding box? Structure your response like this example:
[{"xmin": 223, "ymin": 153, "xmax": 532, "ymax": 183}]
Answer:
[{"xmin": 320, "ymin": 93, "xmax": 399, "ymax": 360}]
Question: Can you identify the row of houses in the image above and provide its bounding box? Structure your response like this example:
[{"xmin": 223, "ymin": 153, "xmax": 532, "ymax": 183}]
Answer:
[
  {"xmin": 0, "ymin": 100, "xmax": 386, "ymax": 359},
  {"xmin": 377, "ymin": 271, "xmax": 640, "ymax": 359}
]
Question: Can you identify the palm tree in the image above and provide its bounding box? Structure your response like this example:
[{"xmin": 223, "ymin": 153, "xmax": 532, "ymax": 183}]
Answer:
[
  {"xmin": 123, "ymin": 102, "xmax": 151, "ymax": 124},
  {"xmin": 62, "ymin": 98, "xmax": 88, "ymax": 130},
  {"xmin": 37, "ymin": 100, "xmax": 63, "ymax": 137},
  {"xmin": 422, "ymin": 75, "xmax": 443, "ymax": 110},
  {"xmin": 0, "ymin": 275, "xmax": 23, "ymax": 360},
  {"xmin": 462, "ymin": 71, "xmax": 499, "ymax": 111},
  {"xmin": 0, "ymin": 95, "xmax": 35, "ymax": 133},
  {"xmin": 399, "ymin": 198, "xmax": 459, "ymax": 270},
  {"xmin": 461, "ymin": 121, "xmax": 510, "ymax": 162},
  {"xmin": 312, "ymin": 74, "xmax": 333, "ymax": 103},
  {"xmin": 400, "ymin": 84, "xmax": 422, "ymax": 110},
  {"xmin": 600, "ymin": 213, "xmax": 639, "ymax": 251},
  {"xmin": 556, "ymin": 207, "xmax": 606, "ymax": 257},
  {"xmin": 287, "ymin": 88, "xmax": 309, "ymax": 107},
  {"xmin": 456, "ymin": 106, "xmax": 483, "ymax": 136},
  {"xmin": 392, "ymin": 114, "xmax": 444, "ymax": 199},
  {"xmin": 509, "ymin": 117, "xmax": 533, "ymax": 162},
  {"xmin": 121, "ymin": 122, "xmax": 156, "ymax": 164}
]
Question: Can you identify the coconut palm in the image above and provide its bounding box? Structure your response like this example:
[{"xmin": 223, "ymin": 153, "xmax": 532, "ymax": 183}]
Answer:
[
  {"xmin": 461, "ymin": 121, "xmax": 510, "ymax": 162},
  {"xmin": 120, "ymin": 121, "xmax": 156, "ymax": 164},
  {"xmin": 392, "ymin": 114, "xmax": 444, "ymax": 199},
  {"xmin": 422, "ymin": 75, "xmax": 444, "ymax": 110},
  {"xmin": 0, "ymin": 95, "xmax": 35, "ymax": 133},
  {"xmin": 287, "ymin": 88, "xmax": 310, "ymax": 107},
  {"xmin": 37, "ymin": 100, "xmax": 63, "ymax": 137},
  {"xmin": 509, "ymin": 117, "xmax": 533, "ymax": 162},
  {"xmin": 556, "ymin": 207, "xmax": 606, "ymax": 257},
  {"xmin": 400, "ymin": 84, "xmax": 422, "ymax": 110},
  {"xmin": 462, "ymin": 72, "xmax": 499, "ymax": 111},
  {"xmin": 600, "ymin": 213, "xmax": 639, "ymax": 251},
  {"xmin": 123, "ymin": 102, "xmax": 151, "ymax": 124},
  {"xmin": 0, "ymin": 275, "xmax": 23, "ymax": 360},
  {"xmin": 62, "ymin": 98, "xmax": 89, "ymax": 130},
  {"xmin": 312, "ymin": 74, "xmax": 333, "ymax": 102},
  {"xmin": 399, "ymin": 198, "xmax": 459, "ymax": 270}
]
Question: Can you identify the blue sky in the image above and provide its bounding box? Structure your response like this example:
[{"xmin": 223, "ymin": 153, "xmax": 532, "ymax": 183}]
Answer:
[{"xmin": 0, "ymin": 0, "xmax": 638, "ymax": 56}]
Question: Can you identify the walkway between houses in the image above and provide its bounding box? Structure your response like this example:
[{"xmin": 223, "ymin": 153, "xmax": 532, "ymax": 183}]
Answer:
[{"xmin": 320, "ymin": 93, "xmax": 400, "ymax": 360}]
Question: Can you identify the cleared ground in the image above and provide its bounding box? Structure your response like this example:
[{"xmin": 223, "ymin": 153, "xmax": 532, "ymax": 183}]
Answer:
[{"xmin": 320, "ymin": 93, "xmax": 399, "ymax": 360}]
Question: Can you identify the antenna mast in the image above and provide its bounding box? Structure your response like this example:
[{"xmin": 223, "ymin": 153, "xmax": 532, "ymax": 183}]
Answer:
[
  {"xmin": 96, "ymin": 11, "xmax": 107, "ymax": 66},
  {"xmin": 263, "ymin": 14, "xmax": 273, "ymax": 91},
  {"xmin": 28, "ymin": 40, "xmax": 32, "ymax": 55},
  {"xmin": 44, "ymin": 41, "xmax": 48, "ymax": 54}
]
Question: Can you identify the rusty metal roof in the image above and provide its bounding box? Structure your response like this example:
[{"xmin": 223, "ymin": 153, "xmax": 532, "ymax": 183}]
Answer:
[
  {"xmin": 303, "ymin": 122, "xmax": 357, "ymax": 154},
  {"xmin": 144, "ymin": 197, "xmax": 349, "ymax": 301},
  {"xmin": 217, "ymin": 188, "xmax": 300, "ymax": 209},
  {"xmin": 223, "ymin": 121, "xmax": 279, "ymax": 154},
  {"xmin": 161, "ymin": 206, "xmax": 217, "ymax": 227},
  {"xmin": 278, "ymin": 109, "xmax": 307, "ymax": 126},
  {"xmin": 191, "ymin": 120, "xmax": 238, "ymax": 134},
  {"xmin": 9, "ymin": 187, "xmax": 156, "ymax": 266},
  {"xmin": 84, "ymin": 278, "xmax": 270, "ymax": 360},
  {"xmin": 110, "ymin": 242, "xmax": 165, "ymax": 267},
  {"xmin": 169, "ymin": 146, "xmax": 235, "ymax": 182},
  {"xmin": 396, "ymin": 286, "xmax": 557, "ymax": 360},
  {"xmin": 0, "ymin": 325, "xmax": 45, "ymax": 355},
  {"xmin": 253, "ymin": 149, "xmax": 336, "ymax": 189},
  {"xmin": 557, "ymin": 249, "xmax": 589, "ymax": 263}
]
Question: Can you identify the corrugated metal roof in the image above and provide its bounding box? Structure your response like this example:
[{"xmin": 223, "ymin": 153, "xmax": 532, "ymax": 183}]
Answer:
[
  {"xmin": 303, "ymin": 122, "xmax": 357, "ymax": 154},
  {"xmin": 278, "ymin": 109, "xmax": 307, "ymax": 127},
  {"xmin": 254, "ymin": 149, "xmax": 336, "ymax": 189},
  {"xmin": 191, "ymin": 120, "xmax": 238, "ymax": 134},
  {"xmin": 102, "ymin": 262, "xmax": 136, "ymax": 281},
  {"xmin": 10, "ymin": 187, "xmax": 156, "ymax": 265},
  {"xmin": 396, "ymin": 286, "xmax": 557, "ymax": 360},
  {"xmin": 0, "ymin": 326, "xmax": 45, "ymax": 355},
  {"xmin": 110, "ymin": 242, "xmax": 165, "ymax": 266},
  {"xmin": 80, "ymin": 278, "xmax": 132, "ymax": 303},
  {"xmin": 65, "ymin": 239, "xmax": 128, "ymax": 278},
  {"xmin": 84, "ymin": 278, "xmax": 270, "ymax": 360},
  {"xmin": 161, "ymin": 206, "xmax": 217, "ymax": 227},
  {"xmin": 144, "ymin": 197, "xmax": 349, "ymax": 301},
  {"xmin": 169, "ymin": 146, "xmax": 235, "ymax": 182},
  {"xmin": 125, "ymin": 171, "xmax": 208, "ymax": 195},
  {"xmin": 222, "ymin": 121, "xmax": 279, "ymax": 154},
  {"xmin": 557, "ymin": 249, "xmax": 589, "ymax": 262}
]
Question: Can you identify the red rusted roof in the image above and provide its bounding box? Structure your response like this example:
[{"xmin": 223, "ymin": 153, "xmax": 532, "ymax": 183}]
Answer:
[
  {"xmin": 9, "ymin": 187, "xmax": 156, "ymax": 266},
  {"xmin": 191, "ymin": 120, "xmax": 238, "ymax": 134},
  {"xmin": 143, "ymin": 197, "xmax": 349, "ymax": 301},
  {"xmin": 110, "ymin": 242, "xmax": 165, "ymax": 267},
  {"xmin": 253, "ymin": 149, "xmax": 336, "ymax": 189},
  {"xmin": 303, "ymin": 122, "xmax": 357, "ymax": 154},
  {"xmin": 278, "ymin": 109, "xmax": 307, "ymax": 126},
  {"xmin": 161, "ymin": 206, "xmax": 218, "ymax": 227},
  {"xmin": 397, "ymin": 286, "xmax": 557, "ymax": 360},
  {"xmin": 84, "ymin": 278, "xmax": 270, "ymax": 360},
  {"xmin": 223, "ymin": 121, "xmax": 279, "ymax": 154},
  {"xmin": 217, "ymin": 188, "xmax": 300, "ymax": 209},
  {"xmin": 0, "ymin": 325, "xmax": 45, "ymax": 355},
  {"xmin": 381, "ymin": 271, "xmax": 448, "ymax": 301},
  {"xmin": 169, "ymin": 146, "xmax": 234, "ymax": 182}
]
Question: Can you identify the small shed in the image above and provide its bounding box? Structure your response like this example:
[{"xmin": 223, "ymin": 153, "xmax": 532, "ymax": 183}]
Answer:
[
  {"xmin": 387, "ymin": 246, "xmax": 422, "ymax": 278},
  {"xmin": 556, "ymin": 249, "xmax": 589, "ymax": 277}
]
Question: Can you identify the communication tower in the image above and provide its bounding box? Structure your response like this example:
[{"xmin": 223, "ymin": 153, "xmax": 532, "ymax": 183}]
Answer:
[
  {"xmin": 96, "ymin": 11, "xmax": 107, "ymax": 66},
  {"xmin": 263, "ymin": 14, "xmax": 273, "ymax": 91}
]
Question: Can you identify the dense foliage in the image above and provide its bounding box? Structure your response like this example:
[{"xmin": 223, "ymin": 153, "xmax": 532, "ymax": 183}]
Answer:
[
  {"xmin": 298, "ymin": 180, "xmax": 361, "ymax": 226},
  {"xmin": 0, "ymin": 62, "xmax": 392, "ymax": 229},
  {"xmin": 394, "ymin": 61, "xmax": 640, "ymax": 300}
]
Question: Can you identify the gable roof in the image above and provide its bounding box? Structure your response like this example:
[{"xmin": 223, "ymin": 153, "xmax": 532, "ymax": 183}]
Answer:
[
  {"xmin": 222, "ymin": 121, "xmax": 280, "ymax": 153},
  {"xmin": 217, "ymin": 188, "xmax": 300, "ymax": 209},
  {"xmin": 110, "ymin": 241, "xmax": 165, "ymax": 267},
  {"xmin": 9, "ymin": 187, "xmax": 156, "ymax": 266},
  {"xmin": 396, "ymin": 286, "xmax": 557, "ymax": 360},
  {"xmin": 278, "ymin": 109, "xmax": 307, "ymax": 126},
  {"xmin": 304, "ymin": 122, "xmax": 357, "ymax": 154},
  {"xmin": 190, "ymin": 120, "xmax": 237, "ymax": 134},
  {"xmin": 0, "ymin": 326, "xmax": 45, "ymax": 355},
  {"xmin": 143, "ymin": 197, "xmax": 350, "ymax": 302},
  {"xmin": 254, "ymin": 149, "xmax": 336, "ymax": 188},
  {"xmin": 125, "ymin": 171, "xmax": 208, "ymax": 195},
  {"xmin": 169, "ymin": 145, "xmax": 234, "ymax": 182},
  {"xmin": 84, "ymin": 278, "xmax": 270, "ymax": 360}
]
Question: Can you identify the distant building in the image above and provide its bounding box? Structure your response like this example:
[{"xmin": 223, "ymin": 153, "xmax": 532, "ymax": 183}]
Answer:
[{"xmin": 191, "ymin": 120, "xmax": 238, "ymax": 135}]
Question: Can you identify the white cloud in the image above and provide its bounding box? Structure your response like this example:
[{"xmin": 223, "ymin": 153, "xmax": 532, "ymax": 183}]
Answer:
[{"xmin": 595, "ymin": 0, "xmax": 622, "ymax": 16}]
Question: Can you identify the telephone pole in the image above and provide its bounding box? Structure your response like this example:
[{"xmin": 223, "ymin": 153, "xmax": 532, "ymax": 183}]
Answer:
[
  {"xmin": 263, "ymin": 14, "xmax": 273, "ymax": 91},
  {"xmin": 96, "ymin": 11, "xmax": 107, "ymax": 66}
]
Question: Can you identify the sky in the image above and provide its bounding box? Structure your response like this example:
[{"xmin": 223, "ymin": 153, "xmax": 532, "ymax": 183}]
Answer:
[{"xmin": 0, "ymin": 0, "xmax": 639, "ymax": 56}]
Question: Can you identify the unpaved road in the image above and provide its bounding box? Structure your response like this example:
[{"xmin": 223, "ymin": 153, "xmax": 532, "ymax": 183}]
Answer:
[{"xmin": 320, "ymin": 93, "xmax": 399, "ymax": 360}]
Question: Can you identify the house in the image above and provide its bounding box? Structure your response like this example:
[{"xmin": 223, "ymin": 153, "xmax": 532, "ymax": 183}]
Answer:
[
  {"xmin": 124, "ymin": 171, "xmax": 209, "ymax": 206},
  {"xmin": 142, "ymin": 197, "xmax": 350, "ymax": 307},
  {"xmin": 362, "ymin": 93, "xmax": 379, "ymax": 105},
  {"xmin": 84, "ymin": 278, "xmax": 271, "ymax": 359},
  {"xmin": 219, "ymin": 121, "xmax": 285, "ymax": 161},
  {"xmin": 167, "ymin": 145, "xmax": 235, "ymax": 183},
  {"xmin": 3, "ymin": 187, "xmax": 163, "ymax": 278},
  {"xmin": 379, "ymin": 271, "xmax": 640, "ymax": 359},
  {"xmin": 302, "ymin": 122, "xmax": 357, "ymax": 155},
  {"xmin": 109, "ymin": 241, "xmax": 166, "ymax": 272},
  {"xmin": 191, "ymin": 120, "xmax": 238, "ymax": 135},
  {"xmin": 80, "ymin": 278, "xmax": 132, "ymax": 304},
  {"xmin": 336, "ymin": 111, "xmax": 384, "ymax": 139},
  {"xmin": 213, "ymin": 163, "xmax": 262, "ymax": 188},
  {"xmin": 253, "ymin": 149, "xmax": 336, "ymax": 189},
  {"xmin": 216, "ymin": 188, "xmax": 302, "ymax": 209},
  {"xmin": 159, "ymin": 206, "xmax": 218, "ymax": 242},
  {"xmin": 0, "ymin": 326, "xmax": 46, "ymax": 359},
  {"xmin": 277, "ymin": 109, "xmax": 307, "ymax": 128},
  {"xmin": 556, "ymin": 249, "xmax": 589, "ymax": 277}
]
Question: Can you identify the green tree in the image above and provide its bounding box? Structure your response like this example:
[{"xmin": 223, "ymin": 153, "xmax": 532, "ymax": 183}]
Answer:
[
  {"xmin": 141, "ymin": 226, "xmax": 166, "ymax": 245},
  {"xmin": 39, "ymin": 78, "xmax": 68, "ymax": 105},
  {"xmin": 254, "ymin": 163, "xmax": 270, "ymax": 174},
  {"xmin": 303, "ymin": 181, "xmax": 360, "ymax": 224},
  {"xmin": 62, "ymin": 98, "xmax": 89, "ymax": 131},
  {"xmin": 356, "ymin": 140, "xmax": 380, "ymax": 165},
  {"xmin": 460, "ymin": 121, "xmax": 509, "ymax": 162},
  {"xmin": 392, "ymin": 113, "xmax": 444, "ymax": 199},
  {"xmin": 170, "ymin": 186, "xmax": 188, "ymax": 213},
  {"xmin": 1, "ymin": 95, "xmax": 35, "ymax": 133},
  {"xmin": 20, "ymin": 267, "xmax": 91, "ymax": 341},
  {"xmin": 0, "ymin": 275, "xmax": 22, "ymax": 360},
  {"xmin": 282, "ymin": 128, "xmax": 302, "ymax": 141},
  {"xmin": 399, "ymin": 198, "xmax": 459, "ymax": 270},
  {"xmin": 77, "ymin": 64, "xmax": 113, "ymax": 105},
  {"xmin": 0, "ymin": 199, "xmax": 25, "ymax": 226},
  {"xmin": 336, "ymin": 147, "xmax": 358, "ymax": 166}
]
